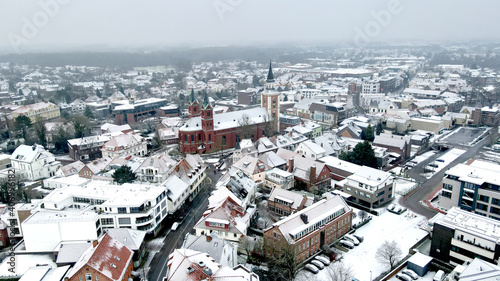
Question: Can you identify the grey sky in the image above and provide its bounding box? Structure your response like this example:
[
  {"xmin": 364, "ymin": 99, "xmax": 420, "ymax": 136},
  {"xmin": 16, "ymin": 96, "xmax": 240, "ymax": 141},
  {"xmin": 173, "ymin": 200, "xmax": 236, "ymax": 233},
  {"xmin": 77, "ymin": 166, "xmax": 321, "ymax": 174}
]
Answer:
[{"xmin": 0, "ymin": 0, "xmax": 499, "ymax": 53}]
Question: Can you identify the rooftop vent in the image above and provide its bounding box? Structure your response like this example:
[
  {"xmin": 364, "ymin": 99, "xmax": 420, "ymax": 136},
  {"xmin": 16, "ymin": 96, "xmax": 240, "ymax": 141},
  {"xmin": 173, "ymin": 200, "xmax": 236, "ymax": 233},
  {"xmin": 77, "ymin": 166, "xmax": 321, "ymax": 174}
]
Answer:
[
  {"xmin": 198, "ymin": 261, "xmax": 206, "ymax": 267},
  {"xmin": 186, "ymin": 266, "xmax": 194, "ymax": 274},
  {"xmin": 203, "ymin": 267, "xmax": 213, "ymax": 276},
  {"xmin": 110, "ymin": 263, "xmax": 117, "ymax": 269}
]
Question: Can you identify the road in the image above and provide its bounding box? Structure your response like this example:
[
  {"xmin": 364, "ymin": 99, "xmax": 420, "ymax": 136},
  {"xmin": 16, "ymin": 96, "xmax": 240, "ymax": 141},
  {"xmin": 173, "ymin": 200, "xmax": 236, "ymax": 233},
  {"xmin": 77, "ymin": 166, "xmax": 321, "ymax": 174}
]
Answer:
[
  {"xmin": 400, "ymin": 137, "xmax": 491, "ymax": 219},
  {"xmin": 147, "ymin": 165, "xmax": 221, "ymax": 281}
]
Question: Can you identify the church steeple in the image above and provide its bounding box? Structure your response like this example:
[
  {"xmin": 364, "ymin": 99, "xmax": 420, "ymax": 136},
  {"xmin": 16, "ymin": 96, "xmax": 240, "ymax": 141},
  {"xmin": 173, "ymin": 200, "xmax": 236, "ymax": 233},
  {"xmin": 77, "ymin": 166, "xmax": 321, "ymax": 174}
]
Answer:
[
  {"xmin": 266, "ymin": 60, "xmax": 275, "ymax": 83},
  {"xmin": 190, "ymin": 88, "xmax": 195, "ymax": 104},
  {"xmin": 203, "ymin": 91, "xmax": 210, "ymax": 108}
]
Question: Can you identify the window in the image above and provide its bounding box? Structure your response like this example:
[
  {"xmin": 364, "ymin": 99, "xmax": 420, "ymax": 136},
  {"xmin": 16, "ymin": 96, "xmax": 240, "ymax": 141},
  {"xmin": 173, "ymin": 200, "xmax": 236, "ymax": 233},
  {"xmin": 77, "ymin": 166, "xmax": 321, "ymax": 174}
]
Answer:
[
  {"xmin": 209, "ymin": 134, "xmax": 211, "ymax": 142},
  {"xmin": 191, "ymin": 135, "xmax": 194, "ymax": 142},
  {"xmin": 221, "ymin": 136, "xmax": 226, "ymax": 146},
  {"xmin": 441, "ymin": 191, "xmax": 452, "ymax": 199},
  {"xmin": 101, "ymin": 218, "xmax": 114, "ymax": 225},
  {"xmin": 117, "ymin": 207, "xmax": 127, "ymax": 214},
  {"xmin": 443, "ymin": 183, "xmax": 453, "ymax": 191},
  {"xmin": 478, "ymin": 195, "xmax": 490, "ymax": 203},
  {"xmin": 85, "ymin": 274, "xmax": 92, "ymax": 281},
  {"xmin": 118, "ymin": 217, "xmax": 131, "ymax": 225}
]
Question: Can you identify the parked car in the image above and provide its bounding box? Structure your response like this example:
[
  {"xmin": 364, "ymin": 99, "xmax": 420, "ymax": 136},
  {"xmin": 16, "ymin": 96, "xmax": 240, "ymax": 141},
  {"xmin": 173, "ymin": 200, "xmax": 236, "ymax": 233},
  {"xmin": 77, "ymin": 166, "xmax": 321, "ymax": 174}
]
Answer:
[
  {"xmin": 171, "ymin": 222, "xmax": 180, "ymax": 231},
  {"xmin": 433, "ymin": 270, "xmax": 445, "ymax": 281},
  {"xmin": 340, "ymin": 240, "xmax": 354, "ymax": 249},
  {"xmin": 344, "ymin": 234, "xmax": 360, "ymax": 245},
  {"xmin": 396, "ymin": 273, "xmax": 413, "ymax": 281},
  {"xmin": 310, "ymin": 260, "xmax": 324, "ymax": 270},
  {"xmin": 402, "ymin": 269, "xmax": 419, "ymax": 280},
  {"xmin": 304, "ymin": 264, "xmax": 319, "ymax": 274},
  {"xmin": 387, "ymin": 204, "xmax": 396, "ymax": 211},
  {"xmin": 352, "ymin": 233, "xmax": 364, "ymax": 242},
  {"xmin": 315, "ymin": 255, "xmax": 330, "ymax": 266}
]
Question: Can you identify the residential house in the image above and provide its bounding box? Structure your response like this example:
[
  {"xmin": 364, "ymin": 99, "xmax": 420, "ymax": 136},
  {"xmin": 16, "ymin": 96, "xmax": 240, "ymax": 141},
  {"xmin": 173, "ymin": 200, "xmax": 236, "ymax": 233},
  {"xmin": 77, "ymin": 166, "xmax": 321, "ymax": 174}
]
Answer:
[
  {"xmin": 164, "ymin": 175, "xmax": 190, "ymax": 214},
  {"xmin": 232, "ymin": 155, "xmax": 270, "ymax": 186},
  {"xmin": 336, "ymin": 166, "xmax": 394, "ymax": 209},
  {"xmin": 181, "ymin": 233, "xmax": 237, "ymax": 268},
  {"xmin": 166, "ymin": 249, "xmax": 258, "ymax": 281},
  {"xmin": 263, "ymin": 196, "xmax": 352, "ymax": 263},
  {"xmin": 264, "ymin": 168, "xmax": 294, "ymax": 190},
  {"xmin": 105, "ymin": 228, "xmax": 147, "ymax": 268},
  {"xmin": 277, "ymin": 149, "xmax": 331, "ymax": 191},
  {"xmin": 10, "ymin": 144, "xmax": 61, "ymax": 181},
  {"xmin": 11, "ymin": 102, "xmax": 60, "ymax": 123},
  {"xmin": 258, "ymin": 151, "xmax": 287, "ymax": 170},
  {"xmin": 78, "ymin": 158, "xmax": 112, "ymax": 179},
  {"xmin": 267, "ymin": 187, "xmax": 312, "ymax": 216},
  {"xmin": 68, "ymin": 134, "xmax": 114, "ymax": 161},
  {"xmin": 101, "ymin": 133, "xmax": 147, "ymax": 159},
  {"xmin": 372, "ymin": 133, "xmax": 411, "ymax": 161},
  {"xmin": 64, "ymin": 234, "xmax": 133, "ymax": 281},
  {"xmin": 136, "ymin": 153, "xmax": 177, "ymax": 183},
  {"xmin": 294, "ymin": 140, "xmax": 327, "ymax": 160},
  {"xmin": 170, "ymin": 154, "xmax": 206, "ymax": 202}
]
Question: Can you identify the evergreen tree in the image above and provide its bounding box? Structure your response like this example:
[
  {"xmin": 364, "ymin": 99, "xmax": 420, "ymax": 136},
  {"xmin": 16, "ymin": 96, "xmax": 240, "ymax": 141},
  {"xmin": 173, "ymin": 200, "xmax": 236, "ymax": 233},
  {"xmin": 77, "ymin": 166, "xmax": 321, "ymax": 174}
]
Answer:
[
  {"xmin": 14, "ymin": 115, "xmax": 32, "ymax": 140},
  {"xmin": 364, "ymin": 124, "xmax": 375, "ymax": 142},
  {"xmin": 112, "ymin": 165, "xmax": 137, "ymax": 185},
  {"xmin": 339, "ymin": 140, "xmax": 378, "ymax": 168},
  {"xmin": 84, "ymin": 106, "xmax": 94, "ymax": 119}
]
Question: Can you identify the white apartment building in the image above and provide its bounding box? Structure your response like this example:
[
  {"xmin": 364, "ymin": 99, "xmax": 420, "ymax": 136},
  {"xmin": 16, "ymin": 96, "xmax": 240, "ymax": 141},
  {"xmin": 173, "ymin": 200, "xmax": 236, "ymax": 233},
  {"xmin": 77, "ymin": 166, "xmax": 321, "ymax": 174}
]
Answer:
[{"xmin": 362, "ymin": 80, "xmax": 380, "ymax": 94}]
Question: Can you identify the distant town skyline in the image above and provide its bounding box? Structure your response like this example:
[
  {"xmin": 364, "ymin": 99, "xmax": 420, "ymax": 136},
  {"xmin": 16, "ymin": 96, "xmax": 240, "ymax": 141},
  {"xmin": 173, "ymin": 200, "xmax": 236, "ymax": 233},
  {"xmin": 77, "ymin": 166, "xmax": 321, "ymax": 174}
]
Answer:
[{"xmin": 1, "ymin": 0, "xmax": 500, "ymax": 54}]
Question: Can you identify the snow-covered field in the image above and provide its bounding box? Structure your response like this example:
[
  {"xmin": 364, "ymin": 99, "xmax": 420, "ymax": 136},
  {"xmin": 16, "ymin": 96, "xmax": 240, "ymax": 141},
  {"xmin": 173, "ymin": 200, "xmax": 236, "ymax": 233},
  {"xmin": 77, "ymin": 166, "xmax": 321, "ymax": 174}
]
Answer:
[{"xmin": 296, "ymin": 206, "xmax": 428, "ymax": 281}]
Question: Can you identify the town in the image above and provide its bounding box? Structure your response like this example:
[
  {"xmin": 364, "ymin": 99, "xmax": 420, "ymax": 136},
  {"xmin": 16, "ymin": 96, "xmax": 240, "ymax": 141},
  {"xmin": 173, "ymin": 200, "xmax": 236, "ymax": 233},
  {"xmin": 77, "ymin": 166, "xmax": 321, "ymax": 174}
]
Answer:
[{"xmin": 0, "ymin": 43, "xmax": 499, "ymax": 281}]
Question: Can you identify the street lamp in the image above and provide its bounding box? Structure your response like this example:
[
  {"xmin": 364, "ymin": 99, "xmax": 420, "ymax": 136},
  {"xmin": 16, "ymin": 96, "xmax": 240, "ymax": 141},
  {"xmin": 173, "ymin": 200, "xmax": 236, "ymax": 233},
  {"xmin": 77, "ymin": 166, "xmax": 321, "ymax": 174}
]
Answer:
[{"xmin": 370, "ymin": 271, "xmax": 372, "ymax": 281}]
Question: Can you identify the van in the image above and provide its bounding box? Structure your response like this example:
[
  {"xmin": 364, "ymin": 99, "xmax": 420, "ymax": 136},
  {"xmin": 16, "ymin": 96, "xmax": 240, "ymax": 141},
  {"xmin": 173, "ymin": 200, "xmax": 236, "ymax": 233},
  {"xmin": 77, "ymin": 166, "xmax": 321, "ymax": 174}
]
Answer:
[
  {"xmin": 340, "ymin": 240, "xmax": 354, "ymax": 249},
  {"xmin": 171, "ymin": 222, "xmax": 180, "ymax": 231},
  {"xmin": 344, "ymin": 234, "xmax": 360, "ymax": 245},
  {"xmin": 433, "ymin": 270, "xmax": 445, "ymax": 281}
]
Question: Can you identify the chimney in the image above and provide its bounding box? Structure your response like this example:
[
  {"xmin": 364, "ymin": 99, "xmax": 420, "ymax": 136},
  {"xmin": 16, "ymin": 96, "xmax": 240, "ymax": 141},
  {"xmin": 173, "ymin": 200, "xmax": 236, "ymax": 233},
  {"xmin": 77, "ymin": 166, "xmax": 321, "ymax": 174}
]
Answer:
[
  {"xmin": 391, "ymin": 135, "xmax": 393, "ymax": 138},
  {"xmin": 310, "ymin": 165, "xmax": 316, "ymax": 183},
  {"xmin": 288, "ymin": 158, "xmax": 294, "ymax": 173},
  {"xmin": 320, "ymin": 143, "xmax": 323, "ymax": 147},
  {"xmin": 92, "ymin": 240, "xmax": 98, "ymax": 248},
  {"xmin": 206, "ymin": 234, "xmax": 212, "ymax": 242},
  {"xmin": 300, "ymin": 213, "xmax": 308, "ymax": 224}
]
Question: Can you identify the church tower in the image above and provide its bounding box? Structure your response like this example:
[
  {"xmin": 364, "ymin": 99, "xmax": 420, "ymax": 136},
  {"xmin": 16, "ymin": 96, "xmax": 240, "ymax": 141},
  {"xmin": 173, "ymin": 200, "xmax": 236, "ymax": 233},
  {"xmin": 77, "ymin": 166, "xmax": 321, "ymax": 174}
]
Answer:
[
  {"xmin": 201, "ymin": 92, "xmax": 214, "ymax": 152},
  {"xmin": 188, "ymin": 89, "xmax": 200, "ymax": 119},
  {"xmin": 261, "ymin": 60, "xmax": 280, "ymax": 133}
]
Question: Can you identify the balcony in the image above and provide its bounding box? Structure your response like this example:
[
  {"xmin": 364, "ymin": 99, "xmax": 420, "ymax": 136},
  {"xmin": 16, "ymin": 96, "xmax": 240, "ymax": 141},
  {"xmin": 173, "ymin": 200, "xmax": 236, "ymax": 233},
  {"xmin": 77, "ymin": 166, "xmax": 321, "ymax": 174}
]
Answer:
[
  {"xmin": 136, "ymin": 215, "xmax": 153, "ymax": 225},
  {"xmin": 138, "ymin": 223, "xmax": 155, "ymax": 231},
  {"xmin": 451, "ymin": 238, "xmax": 494, "ymax": 260}
]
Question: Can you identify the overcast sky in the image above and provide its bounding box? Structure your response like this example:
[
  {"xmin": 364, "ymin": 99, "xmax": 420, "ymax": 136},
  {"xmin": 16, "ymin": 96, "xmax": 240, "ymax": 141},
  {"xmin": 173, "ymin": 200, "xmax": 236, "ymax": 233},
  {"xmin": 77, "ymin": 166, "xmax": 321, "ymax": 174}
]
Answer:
[{"xmin": 0, "ymin": 0, "xmax": 499, "ymax": 53}]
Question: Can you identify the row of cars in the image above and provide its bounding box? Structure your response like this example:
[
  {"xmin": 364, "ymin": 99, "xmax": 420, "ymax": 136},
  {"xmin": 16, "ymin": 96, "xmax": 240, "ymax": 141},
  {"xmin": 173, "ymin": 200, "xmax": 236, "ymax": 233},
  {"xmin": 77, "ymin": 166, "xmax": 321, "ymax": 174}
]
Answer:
[
  {"xmin": 339, "ymin": 233, "xmax": 363, "ymax": 249},
  {"xmin": 304, "ymin": 255, "xmax": 331, "ymax": 274},
  {"xmin": 387, "ymin": 203, "xmax": 406, "ymax": 214}
]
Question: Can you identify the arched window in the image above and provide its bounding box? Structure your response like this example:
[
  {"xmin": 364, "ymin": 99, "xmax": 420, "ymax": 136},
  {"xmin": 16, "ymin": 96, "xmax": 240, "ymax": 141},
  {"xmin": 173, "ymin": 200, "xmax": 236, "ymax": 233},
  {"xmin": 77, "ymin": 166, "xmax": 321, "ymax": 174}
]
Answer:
[
  {"xmin": 191, "ymin": 135, "xmax": 194, "ymax": 142},
  {"xmin": 209, "ymin": 134, "xmax": 212, "ymax": 142},
  {"xmin": 221, "ymin": 136, "xmax": 226, "ymax": 146},
  {"xmin": 184, "ymin": 135, "xmax": 187, "ymax": 142}
]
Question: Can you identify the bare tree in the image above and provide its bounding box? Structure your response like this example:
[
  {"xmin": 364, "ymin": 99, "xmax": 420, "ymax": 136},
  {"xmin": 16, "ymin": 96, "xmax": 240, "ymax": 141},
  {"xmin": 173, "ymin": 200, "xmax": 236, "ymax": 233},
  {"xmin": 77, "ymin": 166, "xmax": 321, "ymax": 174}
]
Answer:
[
  {"xmin": 358, "ymin": 210, "xmax": 368, "ymax": 222},
  {"xmin": 376, "ymin": 240, "xmax": 403, "ymax": 270},
  {"xmin": 239, "ymin": 236, "xmax": 255, "ymax": 261},
  {"xmin": 237, "ymin": 114, "xmax": 255, "ymax": 140},
  {"xmin": 267, "ymin": 240, "xmax": 301, "ymax": 281},
  {"xmin": 326, "ymin": 261, "xmax": 354, "ymax": 281},
  {"xmin": 262, "ymin": 114, "xmax": 276, "ymax": 137}
]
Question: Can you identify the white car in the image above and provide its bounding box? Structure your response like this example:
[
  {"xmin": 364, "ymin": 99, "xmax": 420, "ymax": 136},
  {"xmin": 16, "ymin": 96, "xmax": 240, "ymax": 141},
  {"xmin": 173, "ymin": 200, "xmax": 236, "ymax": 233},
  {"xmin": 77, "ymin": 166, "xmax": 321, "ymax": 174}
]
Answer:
[
  {"xmin": 344, "ymin": 234, "xmax": 360, "ymax": 246},
  {"xmin": 340, "ymin": 239, "xmax": 354, "ymax": 249},
  {"xmin": 396, "ymin": 273, "xmax": 412, "ymax": 281},
  {"xmin": 387, "ymin": 204, "xmax": 396, "ymax": 211},
  {"xmin": 315, "ymin": 256, "xmax": 330, "ymax": 266},
  {"xmin": 310, "ymin": 260, "xmax": 324, "ymax": 270},
  {"xmin": 171, "ymin": 222, "xmax": 180, "ymax": 231},
  {"xmin": 304, "ymin": 264, "xmax": 319, "ymax": 274},
  {"xmin": 402, "ymin": 269, "xmax": 419, "ymax": 280}
]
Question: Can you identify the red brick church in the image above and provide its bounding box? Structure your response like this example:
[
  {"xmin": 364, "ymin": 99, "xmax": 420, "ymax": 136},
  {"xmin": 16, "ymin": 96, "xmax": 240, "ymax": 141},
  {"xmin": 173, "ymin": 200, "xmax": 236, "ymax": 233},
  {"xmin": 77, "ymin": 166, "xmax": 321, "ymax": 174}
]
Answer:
[{"xmin": 179, "ymin": 62, "xmax": 279, "ymax": 154}]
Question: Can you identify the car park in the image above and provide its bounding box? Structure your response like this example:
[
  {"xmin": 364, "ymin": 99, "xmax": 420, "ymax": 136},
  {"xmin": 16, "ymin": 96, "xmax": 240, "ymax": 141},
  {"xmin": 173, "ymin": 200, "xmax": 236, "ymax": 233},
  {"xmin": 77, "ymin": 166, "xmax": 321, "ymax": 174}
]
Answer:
[
  {"xmin": 310, "ymin": 260, "xmax": 324, "ymax": 270},
  {"xmin": 402, "ymin": 269, "xmax": 419, "ymax": 280},
  {"xmin": 396, "ymin": 273, "xmax": 413, "ymax": 281},
  {"xmin": 340, "ymin": 239, "xmax": 354, "ymax": 249},
  {"xmin": 344, "ymin": 234, "xmax": 360, "ymax": 245},
  {"xmin": 304, "ymin": 264, "xmax": 319, "ymax": 274},
  {"xmin": 315, "ymin": 255, "xmax": 330, "ymax": 266}
]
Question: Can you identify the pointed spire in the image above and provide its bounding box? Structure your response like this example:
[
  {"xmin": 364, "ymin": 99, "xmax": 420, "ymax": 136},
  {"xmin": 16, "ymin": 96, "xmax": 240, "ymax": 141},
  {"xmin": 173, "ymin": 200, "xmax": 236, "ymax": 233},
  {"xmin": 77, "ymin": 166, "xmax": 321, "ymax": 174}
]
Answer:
[
  {"xmin": 203, "ymin": 91, "xmax": 209, "ymax": 108},
  {"xmin": 266, "ymin": 60, "xmax": 275, "ymax": 83},
  {"xmin": 190, "ymin": 89, "xmax": 195, "ymax": 103}
]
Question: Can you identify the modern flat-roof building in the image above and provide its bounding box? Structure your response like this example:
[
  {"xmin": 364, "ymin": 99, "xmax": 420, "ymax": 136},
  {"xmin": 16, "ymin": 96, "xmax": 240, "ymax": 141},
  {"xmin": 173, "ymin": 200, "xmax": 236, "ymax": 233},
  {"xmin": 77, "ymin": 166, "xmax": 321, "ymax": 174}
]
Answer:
[
  {"xmin": 336, "ymin": 166, "xmax": 394, "ymax": 209},
  {"xmin": 263, "ymin": 196, "xmax": 352, "ymax": 263},
  {"xmin": 440, "ymin": 160, "xmax": 500, "ymax": 220},
  {"xmin": 113, "ymin": 98, "xmax": 168, "ymax": 125},
  {"xmin": 430, "ymin": 207, "xmax": 500, "ymax": 265}
]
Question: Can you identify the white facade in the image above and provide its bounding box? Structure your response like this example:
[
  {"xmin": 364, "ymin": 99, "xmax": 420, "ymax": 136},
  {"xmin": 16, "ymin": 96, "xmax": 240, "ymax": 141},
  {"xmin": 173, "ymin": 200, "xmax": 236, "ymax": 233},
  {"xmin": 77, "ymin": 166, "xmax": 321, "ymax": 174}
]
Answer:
[
  {"xmin": 294, "ymin": 140, "xmax": 327, "ymax": 160},
  {"xmin": 362, "ymin": 80, "xmax": 380, "ymax": 94},
  {"xmin": 101, "ymin": 134, "xmax": 147, "ymax": 159},
  {"xmin": 10, "ymin": 144, "xmax": 61, "ymax": 181}
]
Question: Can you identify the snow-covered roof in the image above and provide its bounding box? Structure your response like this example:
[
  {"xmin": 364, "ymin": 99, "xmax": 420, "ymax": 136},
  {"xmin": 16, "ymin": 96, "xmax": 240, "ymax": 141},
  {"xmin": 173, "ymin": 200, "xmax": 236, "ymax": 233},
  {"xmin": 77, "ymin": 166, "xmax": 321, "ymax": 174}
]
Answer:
[
  {"xmin": 55, "ymin": 241, "xmax": 93, "ymax": 264},
  {"xmin": 268, "ymin": 187, "xmax": 307, "ymax": 210},
  {"xmin": 346, "ymin": 166, "xmax": 392, "ymax": 189},
  {"xmin": 105, "ymin": 228, "xmax": 146, "ymax": 251},
  {"xmin": 436, "ymin": 207, "xmax": 500, "ymax": 243},
  {"xmin": 181, "ymin": 233, "xmax": 236, "ymax": 267},
  {"xmin": 10, "ymin": 144, "xmax": 52, "ymax": 163},
  {"xmin": 459, "ymin": 258, "xmax": 500, "ymax": 281},
  {"xmin": 181, "ymin": 107, "xmax": 270, "ymax": 132},
  {"xmin": 164, "ymin": 175, "xmax": 189, "ymax": 203},
  {"xmin": 67, "ymin": 234, "xmax": 133, "ymax": 281},
  {"xmin": 407, "ymin": 252, "xmax": 433, "ymax": 268},
  {"xmin": 319, "ymin": 155, "xmax": 360, "ymax": 174}
]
